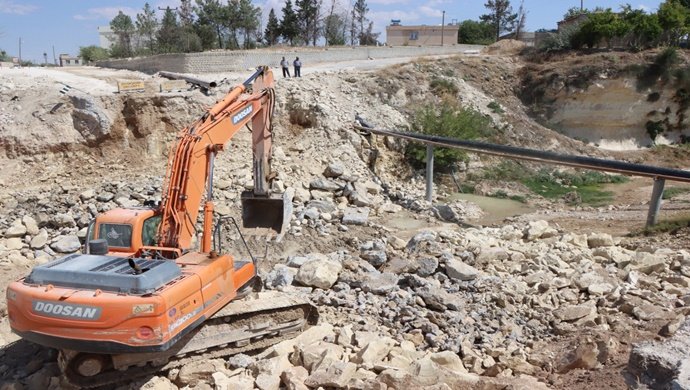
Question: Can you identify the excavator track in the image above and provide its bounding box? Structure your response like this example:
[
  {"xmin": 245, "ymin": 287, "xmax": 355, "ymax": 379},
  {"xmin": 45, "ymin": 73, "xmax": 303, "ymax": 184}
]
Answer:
[{"xmin": 58, "ymin": 292, "xmax": 318, "ymax": 389}]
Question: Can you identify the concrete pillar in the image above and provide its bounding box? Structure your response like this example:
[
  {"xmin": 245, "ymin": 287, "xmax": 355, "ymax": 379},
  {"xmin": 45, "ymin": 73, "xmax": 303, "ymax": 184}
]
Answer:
[
  {"xmin": 426, "ymin": 144, "xmax": 434, "ymax": 202},
  {"xmin": 646, "ymin": 177, "xmax": 666, "ymax": 228}
]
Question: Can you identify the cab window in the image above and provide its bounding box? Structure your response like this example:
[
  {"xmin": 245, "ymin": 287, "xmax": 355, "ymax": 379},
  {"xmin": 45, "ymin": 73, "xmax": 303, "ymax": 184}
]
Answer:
[
  {"xmin": 142, "ymin": 215, "xmax": 161, "ymax": 246},
  {"xmin": 98, "ymin": 224, "xmax": 133, "ymax": 249}
]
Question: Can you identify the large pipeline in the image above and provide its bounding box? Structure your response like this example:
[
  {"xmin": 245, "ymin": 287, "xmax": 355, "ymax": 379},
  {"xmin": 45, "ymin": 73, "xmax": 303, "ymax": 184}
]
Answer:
[
  {"xmin": 354, "ymin": 115, "xmax": 690, "ymax": 183},
  {"xmin": 159, "ymin": 71, "xmax": 217, "ymax": 90}
]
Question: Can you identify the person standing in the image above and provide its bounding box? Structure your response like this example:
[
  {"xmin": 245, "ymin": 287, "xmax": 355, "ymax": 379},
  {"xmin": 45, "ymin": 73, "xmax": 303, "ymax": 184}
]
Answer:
[
  {"xmin": 280, "ymin": 57, "xmax": 290, "ymax": 78},
  {"xmin": 293, "ymin": 57, "xmax": 302, "ymax": 77}
]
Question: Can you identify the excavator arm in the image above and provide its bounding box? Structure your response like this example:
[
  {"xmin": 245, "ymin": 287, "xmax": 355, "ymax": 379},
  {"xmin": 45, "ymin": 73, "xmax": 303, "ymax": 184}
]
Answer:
[{"xmin": 157, "ymin": 66, "xmax": 283, "ymax": 252}]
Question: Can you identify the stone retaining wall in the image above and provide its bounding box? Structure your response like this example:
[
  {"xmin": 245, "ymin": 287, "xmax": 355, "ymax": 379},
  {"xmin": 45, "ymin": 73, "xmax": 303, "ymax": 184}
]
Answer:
[{"xmin": 96, "ymin": 45, "xmax": 484, "ymax": 74}]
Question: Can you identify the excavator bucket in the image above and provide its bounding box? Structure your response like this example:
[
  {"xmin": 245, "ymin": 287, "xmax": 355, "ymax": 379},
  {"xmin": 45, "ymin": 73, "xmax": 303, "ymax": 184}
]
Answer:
[{"xmin": 241, "ymin": 189, "xmax": 293, "ymax": 240}]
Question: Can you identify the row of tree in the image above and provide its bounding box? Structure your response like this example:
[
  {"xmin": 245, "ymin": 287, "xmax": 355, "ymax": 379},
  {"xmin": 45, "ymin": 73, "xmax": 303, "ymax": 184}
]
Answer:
[
  {"xmin": 87, "ymin": 0, "xmax": 378, "ymax": 60},
  {"xmin": 457, "ymin": 0, "xmax": 690, "ymax": 51},
  {"xmin": 562, "ymin": 0, "xmax": 690, "ymax": 50}
]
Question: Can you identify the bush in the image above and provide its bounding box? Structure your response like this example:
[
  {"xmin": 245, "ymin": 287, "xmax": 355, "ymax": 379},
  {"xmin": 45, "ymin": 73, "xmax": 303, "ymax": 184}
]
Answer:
[
  {"xmin": 488, "ymin": 101, "xmax": 504, "ymax": 114},
  {"xmin": 539, "ymin": 25, "xmax": 579, "ymax": 52},
  {"xmin": 646, "ymin": 120, "xmax": 665, "ymax": 141},
  {"xmin": 429, "ymin": 77, "xmax": 458, "ymax": 96},
  {"xmin": 636, "ymin": 47, "xmax": 679, "ymax": 90},
  {"xmin": 79, "ymin": 45, "xmax": 110, "ymax": 63},
  {"xmin": 406, "ymin": 99, "xmax": 492, "ymax": 171}
]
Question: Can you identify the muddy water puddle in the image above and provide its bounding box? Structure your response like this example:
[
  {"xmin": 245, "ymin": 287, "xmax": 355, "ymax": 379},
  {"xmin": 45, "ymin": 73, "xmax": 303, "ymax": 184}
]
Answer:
[
  {"xmin": 380, "ymin": 194, "xmax": 535, "ymax": 239},
  {"xmin": 447, "ymin": 193, "xmax": 535, "ymax": 225}
]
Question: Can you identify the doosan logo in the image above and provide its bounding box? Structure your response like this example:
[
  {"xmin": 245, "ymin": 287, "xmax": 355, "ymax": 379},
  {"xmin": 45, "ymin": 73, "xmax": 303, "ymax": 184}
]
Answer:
[
  {"xmin": 32, "ymin": 300, "xmax": 102, "ymax": 321},
  {"xmin": 232, "ymin": 105, "xmax": 253, "ymax": 124}
]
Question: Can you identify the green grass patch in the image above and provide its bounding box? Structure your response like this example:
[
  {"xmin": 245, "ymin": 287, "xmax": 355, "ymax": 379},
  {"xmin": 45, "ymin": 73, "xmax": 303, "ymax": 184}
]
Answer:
[
  {"xmin": 476, "ymin": 162, "xmax": 627, "ymax": 206},
  {"xmin": 663, "ymin": 187, "xmax": 690, "ymax": 200},
  {"xmin": 633, "ymin": 216, "xmax": 690, "ymax": 236},
  {"xmin": 489, "ymin": 190, "xmax": 527, "ymax": 203}
]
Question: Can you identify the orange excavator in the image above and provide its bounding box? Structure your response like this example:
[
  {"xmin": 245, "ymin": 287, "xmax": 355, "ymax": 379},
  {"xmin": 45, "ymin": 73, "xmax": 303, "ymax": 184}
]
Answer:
[{"xmin": 6, "ymin": 66, "xmax": 317, "ymax": 387}]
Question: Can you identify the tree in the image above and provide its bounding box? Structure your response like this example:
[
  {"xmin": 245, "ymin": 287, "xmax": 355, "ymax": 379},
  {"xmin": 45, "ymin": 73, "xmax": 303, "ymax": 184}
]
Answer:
[
  {"xmin": 352, "ymin": 0, "xmax": 369, "ymax": 45},
  {"xmin": 110, "ymin": 11, "xmax": 135, "ymax": 58},
  {"xmin": 457, "ymin": 20, "xmax": 495, "ymax": 44},
  {"xmin": 575, "ymin": 8, "xmax": 628, "ymax": 48},
  {"xmin": 264, "ymin": 8, "xmax": 281, "ymax": 45},
  {"xmin": 620, "ymin": 5, "xmax": 662, "ymax": 49},
  {"xmin": 157, "ymin": 7, "xmax": 183, "ymax": 53},
  {"xmin": 563, "ymin": 6, "xmax": 586, "ymax": 20},
  {"xmin": 79, "ymin": 45, "xmax": 110, "ymax": 63},
  {"xmin": 514, "ymin": 0, "xmax": 527, "ymax": 38},
  {"xmin": 324, "ymin": 0, "xmax": 348, "ymax": 47},
  {"xmin": 480, "ymin": 0, "xmax": 518, "ymax": 40},
  {"xmin": 324, "ymin": 0, "xmax": 345, "ymax": 46},
  {"xmin": 195, "ymin": 0, "xmax": 227, "ymax": 49},
  {"xmin": 657, "ymin": 0, "xmax": 688, "ymax": 46},
  {"xmin": 280, "ymin": 0, "xmax": 300, "ymax": 45},
  {"xmin": 359, "ymin": 21, "xmax": 380, "ymax": 45},
  {"xmin": 135, "ymin": 3, "xmax": 157, "ymax": 54},
  {"xmin": 296, "ymin": 0, "xmax": 321, "ymax": 45},
  {"xmin": 179, "ymin": 0, "xmax": 195, "ymax": 26},
  {"xmin": 236, "ymin": 0, "xmax": 261, "ymax": 49},
  {"xmin": 176, "ymin": 0, "xmax": 202, "ymax": 52}
]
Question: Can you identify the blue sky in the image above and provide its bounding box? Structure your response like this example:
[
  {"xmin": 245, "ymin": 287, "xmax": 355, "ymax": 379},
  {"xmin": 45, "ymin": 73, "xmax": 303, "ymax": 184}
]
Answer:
[{"xmin": 0, "ymin": 0, "xmax": 665, "ymax": 62}]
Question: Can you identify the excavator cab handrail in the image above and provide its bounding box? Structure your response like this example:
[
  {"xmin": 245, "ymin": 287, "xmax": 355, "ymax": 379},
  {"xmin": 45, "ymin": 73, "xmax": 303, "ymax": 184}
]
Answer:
[{"xmin": 212, "ymin": 217, "xmax": 256, "ymax": 265}]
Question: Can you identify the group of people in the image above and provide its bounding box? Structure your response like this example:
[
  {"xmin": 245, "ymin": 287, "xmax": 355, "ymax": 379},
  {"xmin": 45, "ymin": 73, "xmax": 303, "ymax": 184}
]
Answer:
[{"xmin": 280, "ymin": 57, "xmax": 302, "ymax": 78}]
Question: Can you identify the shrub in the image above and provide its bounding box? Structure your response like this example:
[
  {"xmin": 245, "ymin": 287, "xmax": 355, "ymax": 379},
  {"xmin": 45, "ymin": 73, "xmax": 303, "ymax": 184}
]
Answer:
[
  {"xmin": 406, "ymin": 98, "xmax": 492, "ymax": 171},
  {"xmin": 429, "ymin": 77, "xmax": 458, "ymax": 96},
  {"xmin": 488, "ymin": 101, "xmax": 504, "ymax": 114},
  {"xmin": 636, "ymin": 47, "xmax": 679, "ymax": 90},
  {"xmin": 539, "ymin": 25, "xmax": 579, "ymax": 52},
  {"xmin": 646, "ymin": 120, "xmax": 665, "ymax": 141}
]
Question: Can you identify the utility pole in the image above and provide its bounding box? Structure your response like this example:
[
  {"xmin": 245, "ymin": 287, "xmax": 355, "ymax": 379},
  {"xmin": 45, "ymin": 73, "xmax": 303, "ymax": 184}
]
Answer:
[
  {"xmin": 18, "ymin": 37, "xmax": 21, "ymax": 65},
  {"xmin": 581, "ymin": 0, "xmax": 584, "ymax": 11},
  {"xmin": 441, "ymin": 10, "xmax": 445, "ymax": 46},
  {"xmin": 52, "ymin": 46, "xmax": 57, "ymax": 65}
]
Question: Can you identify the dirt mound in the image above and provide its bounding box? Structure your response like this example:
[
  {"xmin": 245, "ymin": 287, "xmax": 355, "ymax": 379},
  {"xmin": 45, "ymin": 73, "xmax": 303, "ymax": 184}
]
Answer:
[{"xmin": 486, "ymin": 39, "xmax": 526, "ymax": 55}]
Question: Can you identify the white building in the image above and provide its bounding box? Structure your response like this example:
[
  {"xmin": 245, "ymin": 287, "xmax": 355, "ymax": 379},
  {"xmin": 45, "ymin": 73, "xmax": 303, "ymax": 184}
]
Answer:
[{"xmin": 98, "ymin": 26, "xmax": 115, "ymax": 49}]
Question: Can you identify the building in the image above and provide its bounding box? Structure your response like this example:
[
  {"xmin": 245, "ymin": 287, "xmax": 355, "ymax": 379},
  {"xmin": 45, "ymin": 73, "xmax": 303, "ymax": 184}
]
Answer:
[
  {"xmin": 557, "ymin": 13, "xmax": 589, "ymax": 32},
  {"xmin": 59, "ymin": 54, "xmax": 82, "ymax": 66},
  {"xmin": 98, "ymin": 26, "xmax": 115, "ymax": 49},
  {"xmin": 386, "ymin": 24, "xmax": 459, "ymax": 46}
]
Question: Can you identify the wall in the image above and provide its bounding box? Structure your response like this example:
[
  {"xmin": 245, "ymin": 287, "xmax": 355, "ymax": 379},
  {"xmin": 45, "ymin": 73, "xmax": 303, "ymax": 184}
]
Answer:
[
  {"xmin": 386, "ymin": 27, "xmax": 459, "ymax": 46},
  {"xmin": 96, "ymin": 45, "xmax": 482, "ymax": 74}
]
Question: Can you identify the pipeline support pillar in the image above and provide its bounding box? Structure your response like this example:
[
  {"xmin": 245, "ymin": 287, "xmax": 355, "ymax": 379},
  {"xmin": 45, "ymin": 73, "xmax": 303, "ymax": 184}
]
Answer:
[
  {"xmin": 646, "ymin": 177, "xmax": 666, "ymax": 228},
  {"xmin": 426, "ymin": 144, "xmax": 434, "ymax": 202}
]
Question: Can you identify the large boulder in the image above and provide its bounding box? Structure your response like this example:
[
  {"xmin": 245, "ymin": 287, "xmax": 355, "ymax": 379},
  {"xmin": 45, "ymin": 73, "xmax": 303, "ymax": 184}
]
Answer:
[
  {"xmin": 629, "ymin": 317, "xmax": 690, "ymax": 389},
  {"xmin": 5, "ymin": 220, "xmax": 26, "ymax": 238},
  {"xmin": 445, "ymin": 259, "xmax": 480, "ymax": 281},
  {"xmin": 50, "ymin": 235, "xmax": 81, "ymax": 253},
  {"xmin": 296, "ymin": 259, "xmax": 342, "ymax": 289}
]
